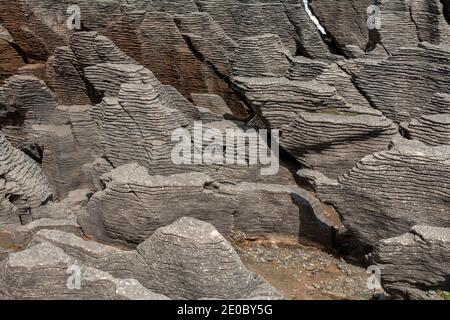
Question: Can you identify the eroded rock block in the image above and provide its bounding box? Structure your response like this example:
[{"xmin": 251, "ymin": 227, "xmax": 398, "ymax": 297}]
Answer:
[
  {"xmin": 83, "ymin": 163, "xmax": 334, "ymax": 247},
  {"xmin": 0, "ymin": 132, "xmax": 54, "ymax": 226},
  {"xmin": 354, "ymin": 43, "xmax": 450, "ymax": 122},
  {"xmin": 402, "ymin": 113, "xmax": 450, "ymax": 146},
  {"xmin": 0, "ymin": 242, "xmax": 167, "ymax": 300},
  {"xmin": 311, "ymin": 138, "xmax": 450, "ymax": 247},
  {"xmin": 373, "ymin": 225, "xmax": 450, "ymax": 300},
  {"xmin": 83, "ymin": 164, "xmax": 235, "ymax": 245},
  {"xmin": 136, "ymin": 217, "xmax": 283, "ymax": 299}
]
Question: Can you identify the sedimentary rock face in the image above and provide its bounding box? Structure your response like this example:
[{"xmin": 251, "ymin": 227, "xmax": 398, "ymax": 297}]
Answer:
[
  {"xmin": 0, "ymin": 132, "xmax": 54, "ymax": 226},
  {"xmin": 0, "ymin": 0, "xmax": 449, "ymax": 301},
  {"xmin": 311, "ymin": 138, "xmax": 450, "ymax": 247},
  {"xmin": 372, "ymin": 225, "xmax": 450, "ymax": 300},
  {"xmin": 0, "ymin": 242, "xmax": 168, "ymax": 300},
  {"xmin": 136, "ymin": 217, "xmax": 283, "ymax": 299},
  {"xmin": 82, "ymin": 163, "xmax": 335, "ymax": 246}
]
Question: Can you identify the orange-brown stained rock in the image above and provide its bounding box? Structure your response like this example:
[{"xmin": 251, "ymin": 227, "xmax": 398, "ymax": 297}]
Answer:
[
  {"xmin": 16, "ymin": 63, "xmax": 47, "ymax": 82},
  {"xmin": 103, "ymin": 11, "xmax": 246, "ymax": 117},
  {"xmin": 0, "ymin": 39, "xmax": 25, "ymax": 83}
]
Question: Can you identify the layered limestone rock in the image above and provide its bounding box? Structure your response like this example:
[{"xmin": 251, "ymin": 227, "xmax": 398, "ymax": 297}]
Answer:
[
  {"xmin": 11, "ymin": 215, "xmax": 82, "ymax": 246},
  {"xmin": 136, "ymin": 217, "xmax": 283, "ymax": 299},
  {"xmin": 82, "ymin": 163, "xmax": 335, "ymax": 246},
  {"xmin": 0, "ymin": 242, "xmax": 168, "ymax": 300},
  {"xmin": 30, "ymin": 125, "xmax": 93, "ymax": 199},
  {"xmin": 309, "ymin": 138, "xmax": 450, "ymax": 247},
  {"xmin": 354, "ymin": 43, "xmax": 450, "ymax": 123},
  {"xmin": 0, "ymin": 75, "xmax": 59, "ymax": 144},
  {"xmin": 191, "ymin": 93, "xmax": 234, "ymax": 121},
  {"xmin": 230, "ymin": 34, "xmax": 291, "ymax": 78},
  {"xmin": 309, "ymin": 0, "xmax": 372, "ymax": 55},
  {"xmin": 1, "ymin": 99, "xmax": 97, "ymax": 201},
  {"xmin": 2, "ymin": 0, "xmax": 449, "ymax": 301},
  {"xmin": 30, "ymin": 229, "xmax": 152, "ymax": 285},
  {"xmin": 0, "ymin": 26, "xmax": 25, "ymax": 83},
  {"xmin": 282, "ymin": 110, "xmax": 399, "ymax": 179},
  {"xmin": 310, "ymin": 0, "xmax": 449, "ymax": 55},
  {"xmin": 372, "ymin": 225, "xmax": 450, "ymax": 300},
  {"xmin": 24, "ymin": 219, "xmax": 283, "ymax": 300},
  {"xmin": 83, "ymin": 165, "xmax": 235, "ymax": 245},
  {"xmin": 234, "ymin": 56, "xmax": 399, "ymax": 179},
  {"xmin": 402, "ymin": 113, "xmax": 450, "ymax": 146},
  {"xmin": 0, "ymin": 132, "xmax": 54, "ymax": 226}
]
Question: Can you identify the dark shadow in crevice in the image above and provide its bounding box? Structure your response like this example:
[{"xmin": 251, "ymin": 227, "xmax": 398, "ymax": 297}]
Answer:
[
  {"xmin": 8, "ymin": 42, "xmax": 29, "ymax": 64},
  {"xmin": 442, "ymin": 0, "xmax": 450, "ymax": 24},
  {"xmin": 18, "ymin": 142, "xmax": 43, "ymax": 164},
  {"xmin": 181, "ymin": 34, "xmax": 254, "ymax": 119}
]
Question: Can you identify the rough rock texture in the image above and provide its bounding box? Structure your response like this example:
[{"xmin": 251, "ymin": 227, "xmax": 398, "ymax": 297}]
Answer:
[
  {"xmin": 83, "ymin": 163, "xmax": 335, "ymax": 246},
  {"xmin": 309, "ymin": 138, "xmax": 450, "ymax": 247},
  {"xmin": 136, "ymin": 217, "xmax": 283, "ymax": 299},
  {"xmin": 0, "ymin": 242, "xmax": 168, "ymax": 300},
  {"xmin": 373, "ymin": 225, "xmax": 450, "ymax": 300},
  {"xmin": 1, "ymin": 0, "xmax": 449, "ymax": 300},
  {"xmin": 23, "ymin": 218, "xmax": 283, "ymax": 300},
  {"xmin": 400, "ymin": 93, "xmax": 450, "ymax": 146},
  {"xmin": 0, "ymin": 36, "xmax": 25, "ymax": 83},
  {"xmin": 354, "ymin": 43, "xmax": 450, "ymax": 123},
  {"xmin": 0, "ymin": 132, "xmax": 54, "ymax": 226},
  {"xmin": 0, "ymin": 74, "xmax": 59, "ymax": 144},
  {"xmin": 402, "ymin": 113, "xmax": 450, "ymax": 146},
  {"xmin": 310, "ymin": 0, "xmax": 449, "ymax": 55},
  {"xmin": 234, "ymin": 57, "xmax": 400, "ymax": 179}
]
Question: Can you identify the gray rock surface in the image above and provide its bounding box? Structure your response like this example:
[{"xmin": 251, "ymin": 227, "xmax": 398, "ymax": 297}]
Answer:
[
  {"xmin": 372, "ymin": 225, "xmax": 450, "ymax": 300},
  {"xmin": 309, "ymin": 138, "xmax": 450, "ymax": 247},
  {"xmin": 0, "ymin": 242, "xmax": 168, "ymax": 300},
  {"xmin": 0, "ymin": 132, "xmax": 54, "ymax": 226},
  {"xmin": 136, "ymin": 217, "xmax": 283, "ymax": 299},
  {"xmin": 83, "ymin": 163, "xmax": 335, "ymax": 246}
]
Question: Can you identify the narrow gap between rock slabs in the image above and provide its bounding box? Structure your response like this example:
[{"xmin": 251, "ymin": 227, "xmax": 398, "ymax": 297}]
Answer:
[
  {"xmin": 442, "ymin": 0, "xmax": 450, "ymax": 24},
  {"xmin": 8, "ymin": 42, "xmax": 29, "ymax": 64},
  {"xmin": 302, "ymin": 0, "xmax": 347, "ymax": 57},
  {"xmin": 180, "ymin": 33, "xmax": 254, "ymax": 120}
]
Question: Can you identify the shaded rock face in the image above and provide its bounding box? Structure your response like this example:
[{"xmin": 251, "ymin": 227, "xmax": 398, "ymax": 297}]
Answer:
[
  {"xmin": 0, "ymin": 132, "xmax": 54, "ymax": 226},
  {"xmin": 372, "ymin": 226, "xmax": 450, "ymax": 300}
]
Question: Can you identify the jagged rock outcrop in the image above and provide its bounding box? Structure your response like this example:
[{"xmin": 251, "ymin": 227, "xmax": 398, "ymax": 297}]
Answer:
[
  {"xmin": 354, "ymin": 43, "xmax": 450, "ymax": 123},
  {"xmin": 0, "ymin": 242, "xmax": 168, "ymax": 300},
  {"xmin": 402, "ymin": 113, "xmax": 450, "ymax": 146},
  {"xmin": 0, "ymin": 132, "xmax": 54, "ymax": 226},
  {"xmin": 30, "ymin": 125, "xmax": 93, "ymax": 199},
  {"xmin": 282, "ymin": 110, "xmax": 399, "ymax": 178},
  {"xmin": 1, "ymin": 0, "xmax": 449, "ymax": 301},
  {"xmin": 310, "ymin": 0, "xmax": 449, "ymax": 55},
  {"xmin": 230, "ymin": 34, "xmax": 291, "ymax": 78},
  {"xmin": 308, "ymin": 138, "xmax": 450, "ymax": 247},
  {"xmin": 23, "ymin": 218, "xmax": 283, "ymax": 300},
  {"xmin": 136, "ymin": 217, "xmax": 283, "ymax": 299},
  {"xmin": 234, "ymin": 56, "xmax": 400, "ymax": 179},
  {"xmin": 0, "ymin": 75, "xmax": 58, "ymax": 144},
  {"xmin": 0, "ymin": 26, "xmax": 25, "ymax": 83},
  {"xmin": 372, "ymin": 225, "xmax": 450, "ymax": 300},
  {"xmin": 82, "ymin": 163, "xmax": 335, "ymax": 246}
]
